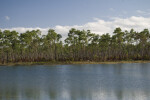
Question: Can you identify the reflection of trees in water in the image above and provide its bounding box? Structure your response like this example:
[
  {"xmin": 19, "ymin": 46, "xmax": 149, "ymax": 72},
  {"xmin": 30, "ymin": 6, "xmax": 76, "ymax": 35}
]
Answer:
[
  {"xmin": 0, "ymin": 88, "xmax": 41, "ymax": 100},
  {"xmin": 0, "ymin": 87, "xmax": 19, "ymax": 100},
  {"xmin": 115, "ymin": 89, "xmax": 123, "ymax": 100},
  {"xmin": 49, "ymin": 90, "xmax": 57, "ymax": 100},
  {"xmin": 24, "ymin": 88, "xmax": 40, "ymax": 100},
  {"xmin": 0, "ymin": 85, "xmax": 150, "ymax": 100},
  {"xmin": 0, "ymin": 64, "xmax": 150, "ymax": 100}
]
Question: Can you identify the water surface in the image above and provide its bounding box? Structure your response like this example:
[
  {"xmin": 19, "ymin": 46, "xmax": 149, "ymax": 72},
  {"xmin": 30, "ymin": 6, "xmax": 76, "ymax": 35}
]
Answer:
[{"xmin": 0, "ymin": 63, "xmax": 150, "ymax": 100}]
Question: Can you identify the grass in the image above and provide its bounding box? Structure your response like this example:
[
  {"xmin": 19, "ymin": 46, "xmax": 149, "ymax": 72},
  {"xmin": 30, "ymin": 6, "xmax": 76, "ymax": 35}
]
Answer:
[{"xmin": 0, "ymin": 60, "xmax": 150, "ymax": 66}]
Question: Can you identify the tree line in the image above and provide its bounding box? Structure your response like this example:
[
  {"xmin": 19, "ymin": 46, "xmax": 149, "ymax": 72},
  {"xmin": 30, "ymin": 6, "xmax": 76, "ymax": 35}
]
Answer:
[{"xmin": 0, "ymin": 27, "xmax": 150, "ymax": 64}]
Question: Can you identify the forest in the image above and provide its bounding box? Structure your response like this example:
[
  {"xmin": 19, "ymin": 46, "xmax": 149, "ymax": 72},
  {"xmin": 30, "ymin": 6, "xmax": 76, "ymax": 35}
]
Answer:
[{"xmin": 0, "ymin": 27, "xmax": 150, "ymax": 64}]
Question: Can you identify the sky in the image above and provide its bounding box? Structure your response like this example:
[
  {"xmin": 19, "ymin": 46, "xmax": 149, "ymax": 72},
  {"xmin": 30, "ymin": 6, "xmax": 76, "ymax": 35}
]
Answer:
[{"xmin": 1, "ymin": 0, "xmax": 150, "ymax": 39}]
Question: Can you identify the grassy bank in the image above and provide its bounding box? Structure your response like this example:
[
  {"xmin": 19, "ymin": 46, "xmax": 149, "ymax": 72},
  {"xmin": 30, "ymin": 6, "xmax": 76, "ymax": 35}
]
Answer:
[{"xmin": 0, "ymin": 60, "xmax": 150, "ymax": 66}]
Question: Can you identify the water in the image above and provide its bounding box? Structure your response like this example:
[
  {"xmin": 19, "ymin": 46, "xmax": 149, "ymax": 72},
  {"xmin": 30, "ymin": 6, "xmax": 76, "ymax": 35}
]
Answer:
[{"xmin": 0, "ymin": 63, "xmax": 150, "ymax": 100}]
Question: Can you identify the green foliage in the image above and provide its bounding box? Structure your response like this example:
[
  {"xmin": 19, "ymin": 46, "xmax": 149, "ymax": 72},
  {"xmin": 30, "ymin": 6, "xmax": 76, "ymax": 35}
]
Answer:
[{"xmin": 0, "ymin": 27, "xmax": 150, "ymax": 63}]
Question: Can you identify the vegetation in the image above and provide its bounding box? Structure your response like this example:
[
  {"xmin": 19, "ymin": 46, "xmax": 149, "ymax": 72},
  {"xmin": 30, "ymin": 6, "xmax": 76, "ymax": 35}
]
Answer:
[{"xmin": 0, "ymin": 27, "xmax": 150, "ymax": 64}]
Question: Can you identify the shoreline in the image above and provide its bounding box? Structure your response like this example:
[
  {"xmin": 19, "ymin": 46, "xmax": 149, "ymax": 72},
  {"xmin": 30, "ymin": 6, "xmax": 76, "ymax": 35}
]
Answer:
[{"xmin": 0, "ymin": 60, "xmax": 150, "ymax": 66}]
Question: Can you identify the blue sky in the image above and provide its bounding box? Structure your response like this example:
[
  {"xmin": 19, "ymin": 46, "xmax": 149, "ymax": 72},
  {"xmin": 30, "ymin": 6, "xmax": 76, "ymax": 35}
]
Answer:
[{"xmin": 1, "ymin": 0, "xmax": 150, "ymax": 28}]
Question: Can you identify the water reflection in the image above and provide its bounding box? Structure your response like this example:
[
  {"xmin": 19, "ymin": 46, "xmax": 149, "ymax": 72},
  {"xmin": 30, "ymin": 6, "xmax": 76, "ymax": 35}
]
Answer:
[{"xmin": 0, "ymin": 63, "xmax": 150, "ymax": 100}]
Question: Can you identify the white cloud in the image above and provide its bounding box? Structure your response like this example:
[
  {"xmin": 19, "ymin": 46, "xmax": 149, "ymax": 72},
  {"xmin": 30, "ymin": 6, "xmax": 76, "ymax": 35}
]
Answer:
[
  {"xmin": 109, "ymin": 8, "xmax": 115, "ymax": 11},
  {"xmin": 122, "ymin": 11, "xmax": 127, "ymax": 14},
  {"xmin": 5, "ymin": 16, "xmax": 10, "ymax": 21},
  {"xmin": 1, "ymin": 16, "xmax": 150, "ymax": 41},
  {"xmin": 136, "ymin": 10, "xmax": 146, "ymax": 14},
  {"xmin": 136, "ymin": 10, "xmax": 150, "ymax": 15}
]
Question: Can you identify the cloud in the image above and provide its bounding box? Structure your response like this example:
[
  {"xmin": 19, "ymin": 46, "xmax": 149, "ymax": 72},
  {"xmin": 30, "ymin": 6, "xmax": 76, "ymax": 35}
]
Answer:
[
  {"xmin": 136, "ymin": 10, "xmax": 146, "ymax": 14},
  {"xmin": 109, "ymin": 8, "xmax": 115, "ymax": 11},
  {"xmin": 136, "ymin": 10, "xmax": 150, "ymax": 15},
  {"xmin": 1, "ymin": 16, "xmax": 150, "ymax": 41},
  {"xmin": 5, "ymin": 16, "xmax": 10, "ymax": 21},
  {"xmin": 122, "ymin": 11, "xmax": 127, "ymax": 14}
]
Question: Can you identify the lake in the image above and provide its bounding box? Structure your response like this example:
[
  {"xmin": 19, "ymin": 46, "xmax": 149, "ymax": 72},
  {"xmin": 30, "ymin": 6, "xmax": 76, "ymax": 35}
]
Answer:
[{"xmin": 0, "ymin": 63, "xmax": 150, "ymax": 100}]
